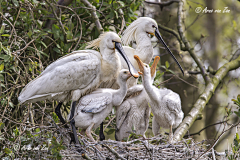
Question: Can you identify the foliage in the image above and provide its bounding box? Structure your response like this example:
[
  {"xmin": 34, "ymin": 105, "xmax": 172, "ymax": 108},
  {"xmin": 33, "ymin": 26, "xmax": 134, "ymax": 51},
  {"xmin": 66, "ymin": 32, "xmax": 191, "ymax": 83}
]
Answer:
[{"xmin": 0, "ymin": 0, "xmax": 143, "ymax": 158}]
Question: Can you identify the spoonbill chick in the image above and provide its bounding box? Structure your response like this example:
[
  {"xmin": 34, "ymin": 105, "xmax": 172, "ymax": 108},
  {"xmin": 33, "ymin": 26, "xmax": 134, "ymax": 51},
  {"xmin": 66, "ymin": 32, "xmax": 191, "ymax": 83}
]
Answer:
[
  {"xmin": 72, "ymin": 69, "xmax": 132, "ymax": 144},
  {"xmin": 134, "ymin": 55, "xmax": 184, "ymax": 142},
  {"xmin": 115, "ymin": 56, "xmax": 160, "ymax": 141},
  {"xmin": 18, "ymin": 32, "xmax": 139, "ymax": 146}
]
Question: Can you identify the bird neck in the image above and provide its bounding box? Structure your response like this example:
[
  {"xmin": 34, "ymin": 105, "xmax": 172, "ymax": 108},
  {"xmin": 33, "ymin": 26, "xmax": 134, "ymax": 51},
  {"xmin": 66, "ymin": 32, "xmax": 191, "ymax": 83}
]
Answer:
[
  {"xmin": 135, "ymin": 31, "xmax": 153, "ymax": 64},
  {"xmin": 112, "ymin": 79, "xmax": 128, "ymax": 106},
  {"xmin": 142, "ymin": 73, "xmax": 159, "ymax": 104},
  {"xmin": 100, "ymin": 47, "xmax": 121, "ymax": 82}
]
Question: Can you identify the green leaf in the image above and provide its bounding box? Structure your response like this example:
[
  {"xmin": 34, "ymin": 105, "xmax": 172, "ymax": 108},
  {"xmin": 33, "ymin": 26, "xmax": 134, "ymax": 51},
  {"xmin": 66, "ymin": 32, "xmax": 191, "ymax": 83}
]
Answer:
[
  {"xmin": 36, "ymin": 128, "xmax": 40, "ymax": 132},
  {"xmin": 1, "ymin": 34, "xmax": 10, "ymax": 37},
  {"xmin": 4, "ymin": 148, "xmax": 12, "ymax": 154},
  {"xmin": 52, "ymin": 112, "xmax": 59, "ymax": 123},
  {"xmin": 106, "ymin": 128, "xmax": 115, "ymax": 135},
  {"xmin": 27, "ymin": 30, "xmax": 32, "ymax": 38},
  {"xmin": 118, "ymin": 1, "xmax": 125, "ymax": 7},
  {"xmin": 0, "ymin": 63, "xmax": 4, "ymax": 71},
  {"xmin": 66, "ymin": 31, "xmax": 73, "ymax": 40},
  {"xmin": 37, "ymin": 20, "xmax": 43, "ymax": 27},
  {"xmin": 53, "ymin": 48, "xmax": 61, "ymax": 54},
  {"xmin": 0, "ymin": 122, "xmax": 5, "ymax": 130},
  {"xmin": 165, "ymin": 61, "xmax": 170, "ymax": 69},
  {"xmin": 236, "ymin": 133, "xmax": 239, "ymax": 140},
  {"xmin": 0, "ymin": 74, "xmax": 4, "ymax": 82},
  {"xmin": 0, "ymin": 25, "xmax": 5, "ymax": 34},
  {"xmin": 234, "ymin": 110, "xmax": 240, "ymax": 118},
  {"xmin": 233, "ymin": 20, "xmax": 237, "ymax": 30},
  {"xmin": 40, "ymin": 41, "xmax": 47, "ymax": 48},
  {"xmin": 12, "ymin": 0, "xmax": 19, "ymax": 7}
]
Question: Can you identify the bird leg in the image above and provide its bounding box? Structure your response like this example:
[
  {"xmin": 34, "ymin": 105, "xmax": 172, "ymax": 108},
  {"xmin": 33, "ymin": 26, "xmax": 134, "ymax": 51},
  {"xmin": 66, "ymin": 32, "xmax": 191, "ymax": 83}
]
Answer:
[
  {"xmin": 86, "ymin": 123, "xmax": 102, "ymax": 150},
  {"xmin": 55, "ymin": 102, "xmax": 66, "ymax": 125},
  {"xmin": 168, "ymin": 125, "xmax": 173, "ymax": 143},
  {"xmin": 69, "ymin": 101, "xmax": 81, "ymax": 147},
  {"xmin": 55, "ymin": 102, "xmax": 75, "ymax": 144},
  {"xmin": 99, "ymin": 122, "xmax": 105, "ymax": 141}
]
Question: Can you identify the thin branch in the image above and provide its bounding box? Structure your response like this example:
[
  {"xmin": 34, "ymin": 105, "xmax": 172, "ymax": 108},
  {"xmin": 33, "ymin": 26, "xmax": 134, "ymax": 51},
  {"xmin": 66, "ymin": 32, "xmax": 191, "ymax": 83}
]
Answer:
[
  {"xmin": 103, "ymin": 144, "xmax": 126, "ymax": 160},
  {"xmin": 196, "ymin": 121, "xmax": 240, "ymax": 160},
  {"xmin": 81, "ymin": 0, "xmax": 104, "ymax": 34},
  {"xmin": 177, "ymin": 1, "xmax": 211, "ymax": 84},
  {"xmin": 183, "ymin": 120, "xmax": 229, "ymax": 138},
  {"xmin": 145, "ymin": 0, "xmax": 180, "ymax": 8},
  {"xmin": 174, "ymin": 55, "xmax": 240, "ymax": 141}
]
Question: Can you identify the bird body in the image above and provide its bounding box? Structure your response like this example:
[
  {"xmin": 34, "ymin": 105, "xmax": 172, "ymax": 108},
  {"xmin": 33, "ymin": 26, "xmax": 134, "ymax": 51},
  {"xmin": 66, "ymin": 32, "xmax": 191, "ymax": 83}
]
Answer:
[
  {"xmin": 134, "ymin": 55, "xmax": 184, "ymax": 142},
  {"xmin": 115, "ymin": 85, "xmax": 150, "ymax": 141},
  {"xmin": 115, "ymin": 56, "xmax": 160, "ymax": 141},
  {"xmin": 72, "ymin": 70, "xmax": 132, "ymax": 142},
  {"xmin": 18, "ymin": 32, "xmax": 139, "ymax": 145},
  {"xmin": 115, "ymin": 17, "xmax": 184, "ymax": 88}
]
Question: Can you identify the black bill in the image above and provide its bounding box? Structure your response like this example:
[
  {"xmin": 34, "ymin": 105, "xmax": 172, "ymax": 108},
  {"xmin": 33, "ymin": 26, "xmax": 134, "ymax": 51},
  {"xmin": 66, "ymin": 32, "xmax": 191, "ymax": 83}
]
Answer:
[
  {"xmin": 115, "ymin": 42, "xmax": 139, "ymax": 78},
  {"xmin": 155, "ymin": 29, "xmax": 184, "ymax": 76}
]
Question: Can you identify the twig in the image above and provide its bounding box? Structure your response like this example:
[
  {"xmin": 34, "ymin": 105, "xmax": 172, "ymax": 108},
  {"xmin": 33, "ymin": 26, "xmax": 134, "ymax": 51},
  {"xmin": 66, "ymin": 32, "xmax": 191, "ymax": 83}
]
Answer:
[
  {"xmin": 183, "ymin": 120, "xmax": 229, "ymax": 138},
  {"xmin": 103, "ymin": 115, "xmax": 116, "ymax": 131},
  {"xmin": 177, "ymin": 1, "xmax": 211, "ymax": 84},
  {"xmin": 145, "ymin": 0, "xmax": 180, "ymax": 8},
  {"xmin": 196, "ymin": 121, "xmax": 240, "ymax": 160},
  {"xmin": 103, "ymin": 144, "xmax": 126, "ymax": 160},
  {"xmin": 81, "ymin": 0, "xmax": 104, "ymax": 34}
]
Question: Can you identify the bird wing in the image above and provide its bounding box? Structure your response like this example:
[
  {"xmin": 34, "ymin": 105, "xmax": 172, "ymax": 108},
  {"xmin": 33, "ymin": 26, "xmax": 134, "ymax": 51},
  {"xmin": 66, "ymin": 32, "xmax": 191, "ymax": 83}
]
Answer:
[
  {"xmin": 124, "ymin": 85, "xmax": 144, "ymax": 100},
  {"xmin": 78, "ymin": 91, "xmax": 112, "ymax": 113},
  {"xmin": 18, "ymin": 50, "xmax": 101, "ymax": 104},
  {"xmin": 165, "ymin": 91, "xmax": 182, "ymax": 113},
  {"xmin": 116, "ymin": 100, "xmax": 131, "ymax": 130}
]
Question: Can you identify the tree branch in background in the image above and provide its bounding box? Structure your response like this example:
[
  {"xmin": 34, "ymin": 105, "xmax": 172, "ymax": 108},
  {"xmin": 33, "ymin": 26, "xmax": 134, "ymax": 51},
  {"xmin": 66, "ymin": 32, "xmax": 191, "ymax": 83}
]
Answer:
[
  {"xmin": 174, "ymin": 55, "xmax": 240, "ymax": 141},
  {"xmin": 81, "ymin": 0, "xmax": 104, "ymax": 34},
  {"xmin": 183, "ymin": 120, "xmax": 229, "ymax": 138},
  {"xmin": 145, "ymin": 0, "xmax": 180, "ymax": 10},
  {"xmin": 177, "ymin": 1, "xmax": 211, "ymax": 84},
  {"xmin": 158, "ymin": 24, "xmax": 186, "ymax": 51},
  {"xmin": 44, "ymin": 0, "xmax": 74, "ymax": 30}
]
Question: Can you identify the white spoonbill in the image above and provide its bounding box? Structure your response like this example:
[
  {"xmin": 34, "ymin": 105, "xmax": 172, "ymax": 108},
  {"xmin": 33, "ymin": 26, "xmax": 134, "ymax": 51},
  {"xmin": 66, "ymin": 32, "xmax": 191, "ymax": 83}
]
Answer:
[
  {"xmin": 115, "ymin": 56, "xmax": 160, "ymax": 141},
  {"xmin": 72, "ymin": 69, "xmax": 131, "ymax": 144},
  {"xmin": 134, "ymin": 55, "xmax": 184, "ymax": 142},
  {"xmin": 118, "ymin": 17, "xmax": 184, "ymax": 88},
  {"xmin": 18, "ymin": 32, "xmax": 139, "ymax": 145}
]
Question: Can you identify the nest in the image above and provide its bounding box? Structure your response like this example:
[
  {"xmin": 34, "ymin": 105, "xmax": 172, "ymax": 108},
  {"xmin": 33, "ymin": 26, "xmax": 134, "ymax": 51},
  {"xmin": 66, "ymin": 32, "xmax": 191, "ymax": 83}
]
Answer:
[{"xmin": 60, "ymin": 134, "xmax": 226, "ymax": 160}]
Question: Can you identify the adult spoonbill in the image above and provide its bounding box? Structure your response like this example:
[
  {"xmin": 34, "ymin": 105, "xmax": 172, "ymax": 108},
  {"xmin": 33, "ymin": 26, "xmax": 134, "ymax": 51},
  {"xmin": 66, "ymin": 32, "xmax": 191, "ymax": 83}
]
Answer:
[
  {"xmin": 118, "ymin": 17, "xmax": 184, "ymax": 87},
  {"xmin": 71, "ymin": 69, "xmax": 131, "ymax": 145},
  {"xmin": 134, "ymin": 55, "xmax": 184, "ymax": 142},
  {"xmin": 18, "ymin": 32, "xmax": 139, "ymax": 145},
  {"xmin": 115, "ymin": 56, "xmax": 160, "ymax": 141}
]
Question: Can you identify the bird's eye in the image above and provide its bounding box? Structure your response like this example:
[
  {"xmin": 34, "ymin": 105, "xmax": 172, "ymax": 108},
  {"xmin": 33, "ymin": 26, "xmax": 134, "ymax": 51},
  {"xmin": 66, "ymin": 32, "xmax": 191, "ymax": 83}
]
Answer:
[
  {"xmin": 145, "ymin": 65, "xmax": 148, "ymax": 67},
  {"xmin": 152, "ymin": 25, "xmax": 155, "ymax": 28},
  {"xmin": 124, "ymin": 71, "xmax": 127, "ymax": 74}
]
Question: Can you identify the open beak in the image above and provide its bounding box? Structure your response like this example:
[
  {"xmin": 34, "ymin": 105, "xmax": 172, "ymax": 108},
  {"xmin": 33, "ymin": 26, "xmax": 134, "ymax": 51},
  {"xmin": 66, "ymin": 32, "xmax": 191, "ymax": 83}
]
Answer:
[
  {"xmin": 154, "ymin": 29, "xmax": 184, "ymax": 76},
  {"xmin": 115, "ymin": 42, "xmax": 139, "ymax": 78},
  {"xmin": 134, "ymin": 55, "xmax": 145, "ymax": 74},
  {"xmin": 150, "ymin": 56, "xmax": 160, "ymax": 77}
]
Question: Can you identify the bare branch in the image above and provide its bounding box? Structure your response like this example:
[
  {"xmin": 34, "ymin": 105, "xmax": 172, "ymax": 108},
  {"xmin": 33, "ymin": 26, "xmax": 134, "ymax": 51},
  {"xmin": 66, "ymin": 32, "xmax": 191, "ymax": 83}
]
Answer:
[
  {"xmin": 174, "ymin": 55, "xmax": 240, "ymax": 141},
  {"xmin": 81, "ymin": 0, "xmax": 104, "ymax": 34},
  {"xmin": 177, "ymin": 1, "xmax": 211, "ymax": 84},
  {"xmin": 145, "ymin": 0, "xmax": 180, "ymax": 9}
]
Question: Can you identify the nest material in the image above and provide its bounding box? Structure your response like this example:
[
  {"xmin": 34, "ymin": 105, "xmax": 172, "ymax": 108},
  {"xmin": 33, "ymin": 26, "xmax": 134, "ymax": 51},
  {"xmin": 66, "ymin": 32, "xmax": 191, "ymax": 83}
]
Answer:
[{"xmin": 60, "ymin": 134, "xmax": 225, "ymax": 160}]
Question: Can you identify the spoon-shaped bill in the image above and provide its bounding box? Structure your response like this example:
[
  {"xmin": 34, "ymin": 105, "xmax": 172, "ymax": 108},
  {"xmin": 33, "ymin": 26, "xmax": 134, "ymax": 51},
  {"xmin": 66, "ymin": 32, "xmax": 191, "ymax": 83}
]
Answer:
[
  {"xmin": 115, "ymin": 42, "xmax": 139, "ymax": 78},
  {"xmin": 155, "ymin": 29, "xmax": 184, "ymax": 76},
  {"xmin": 150, "ymin": 56, "xmax": 160, "ymax": 77},
  {"xmin": 134, "ymin": 55, "xmax": 145, "ymax": 74}
]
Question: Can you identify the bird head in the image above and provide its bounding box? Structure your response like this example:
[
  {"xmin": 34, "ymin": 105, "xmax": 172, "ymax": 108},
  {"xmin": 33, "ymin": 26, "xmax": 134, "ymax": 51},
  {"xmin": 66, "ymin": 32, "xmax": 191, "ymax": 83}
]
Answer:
[
  {"xmin": 134, "ymin": 55, "xmax": 160, "ymax": 79},
  {"xmin": 118, "ymin": 69, "xmax": 132, "ymax": 82},
  {"xmin": 86, "ymin": 32, "xmax": 139, "ymax": 78},
  {"xmin": 122, "ymin": 17, "xmax": 184, "ymax": 76}
]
